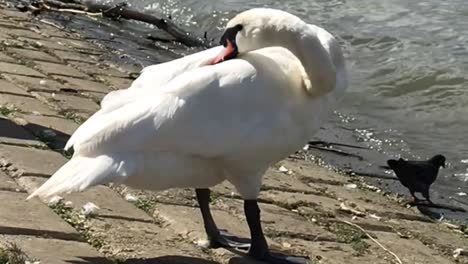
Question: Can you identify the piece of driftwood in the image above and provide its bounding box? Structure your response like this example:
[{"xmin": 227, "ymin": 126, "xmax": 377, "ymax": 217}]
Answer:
[
  {"xmin": 307, "ymin": 145, "xmax": 364, "ymax": 160},
  {"xmin": 308, "ymin": 140, "xmax": 369, "ymax": 150},
  {"xmin": 17, "ymin": 0, "xmax": 209, "ymax": 47}
]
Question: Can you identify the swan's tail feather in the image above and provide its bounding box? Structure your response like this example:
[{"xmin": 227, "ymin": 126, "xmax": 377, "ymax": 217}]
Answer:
[{"xmin": 27, "ymin": 155, "xmax": 125, "ymax": 200}]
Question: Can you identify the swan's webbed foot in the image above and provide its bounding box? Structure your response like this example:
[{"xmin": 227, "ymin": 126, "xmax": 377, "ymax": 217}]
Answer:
[
  {"xmin": 208, "ymin": 229, "xmax": 250, "ymax": 249},
  {"xmin": 253, "ymin": 253, "xmax": 310, "ymax": 264},
  {"xmin": 196, "ymin": 188, "xmax": 250, "ymax": 250}
]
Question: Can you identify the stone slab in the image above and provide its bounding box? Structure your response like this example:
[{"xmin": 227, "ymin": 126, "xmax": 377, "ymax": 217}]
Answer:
[
  {"xmin": 0, "ymin": 168, "xmax": 20, "ymax": 190},
  {"xmin": 61, "ymin": 76, "xmax": 111, "ymax": 93},
  {"xmin": 8, "ymin": 47, "xmax": 61, "ymax": 63},
  {"xmin": 0, "ymin": 52, "xmax": 16, "ymax": 63},
  {"xmin": 0, "ymin": 115, "xmax": 44, "ymax": 147},
  {"xmin": 14, "ymin": 113, "xmax": 78, "ymax": 150},
  {"xmin": 0, "ymin": 235, "xmax": 112, "ymax": 264},
  {"xmin": 0, "ymin": 61, "xmax": 45, "ymax": 77},
  {"xmin": 16, "ymin": 113, "xmax": 79, "ymax": 136},
  {"xmin": 0, "ymin": 144, "xmax": 67, "ymax": 176},
  {"xmin": 34, "ymin": 61, "xmax": 89, "ymax": 78},
  {"xmin": 0, "ymin": 78, "xmax": 29, "ymax": 96},
  {"xmin": 3, "ymin": 74, "xmax": 66, "ymax": 93},
  {"xmin": 38, "ymin": 92, "xmax": 99, "ymax": 113},
  {"xmin": 17, "ymin": 37, "xmax": 75, "ymax": 52},
  {"xmin": 5, "ymin": 28, "xmax": 44, "ymax": 39},
  {"xmin": 0, "ymin": 93, "xmax": 56, "ymax": 116},
  {"xmin": 70, "ymin": 61, "xmax": 129, "ymax": 78},
  {"xmin": 63, "ymin": 186, "xmax": 213, "ymax": 259},
  {"xmin": 52, "ymin": 50, "xmax": 99, "ymax": 63},
  {"xmin": 99, "ymin": 76, "xmax": 134, "ymax": 90},
  {"xmin": 51, "ymin": 37, "xmax": 102, "ymax": 53},
  {"xmin": 0, "ymin": 172, "xmax": 109, "ymax": 264}
]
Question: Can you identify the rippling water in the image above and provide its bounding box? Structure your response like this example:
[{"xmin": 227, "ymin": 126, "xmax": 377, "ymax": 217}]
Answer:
[{"xmin": 88, "ymin": 1, "xmax": 468, "ymax": 205}]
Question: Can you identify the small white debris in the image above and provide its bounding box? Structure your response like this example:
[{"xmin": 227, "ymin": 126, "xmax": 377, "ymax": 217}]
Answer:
[
  {"xmin": 278, "ymin": 165, "xmax": 293, "ymax": 175},
  {"xmin": 32, "ymin": 111, "xmax": 41, "ymax": 116},
  {"xmin": 302, "ymin": 144, "xmax": 309, "ymax": 151},
  {"xmin": 81, "ymin": 202, "xmax": 100, "ymax": 217},
  {"xmin": 443, "ymin": 222, "xmax": 460, "ymax": 230},
  {"xmin": 124, "ymin": 193, "xmax": 138, "ymax": 202},
  {"xmin": 33, "ymin": 41, "xmax": 44, "ymax": 47},
  {"xmin": 279, "ymin": 166, "xmax": 288, "ymax": 173},
  {"xmin": 461, "ymin": 159, "xmax": 468, "ymax": 164},
  {"xmin": 369, "ymin": 213, "xmax": 382, "ymax": 221},
  {"xmin": 339, "ymin": 202, "xmax": 365, "ymax": 217},
  {"xmin": 311, "ymin": 217, "xmax": 317, "ymax": 223},
  {"xmin": 51, "ymin": 92, "xmax": 56, "ymax": 97},
  {"xmin": 196, "ymin": 239, "xmax": 210, "ymax": 248},
  {"xmin": 230, "ymin": 192, "xmax": 236, "ymax": 198},
  {"xmin": 39, "ymin": 79, "xmax": 47, "ymax": 85},
  {"xmin": 453, "ymin": 248, "xmax": 465, "ymax": 258},
  {"xmin": 48, "ymin": 195, "xmax": 63, "ymax": 206},
  {"xmin": 64, "ymin": 201, "xmax": 73, "ymax": 208},
  {"xmin": 362, "ymin": 183, "xmax": 380, "ymax": 192},
  {"xmin": 25, "ymin": 261, "xmax": 41, "ymax": 264},
  {"xmin": 351, "ymin": 216, "xmax": 358, "ymax": 220},
  {"xmin": 396, "ymin": 231, "xmax": 410, "ymax": 239},
  {"xmin": 457, "ymin": 192, "xmax": 467, "ymax": 196},
  {"xmin": 344, "ymin": 183, "xmax": 357, "ymax": 189},
  {"xmin": 282, "ymin": 242, "xmax": 292, "ymax": 248},
  {"xmin": 438, "ymin": 213, "xmax": 445, "ymax": 222}
]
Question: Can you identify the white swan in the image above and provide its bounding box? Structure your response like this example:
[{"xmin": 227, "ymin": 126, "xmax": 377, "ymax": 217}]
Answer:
[{"xmin": 28, "ymin": 8, "xmax": 347, "ymax": 263}]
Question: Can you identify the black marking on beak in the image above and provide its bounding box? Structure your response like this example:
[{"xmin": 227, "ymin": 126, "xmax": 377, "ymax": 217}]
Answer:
[{"xmin": 219, "ymin": 24, "xmax": 243, "ymax": 60}]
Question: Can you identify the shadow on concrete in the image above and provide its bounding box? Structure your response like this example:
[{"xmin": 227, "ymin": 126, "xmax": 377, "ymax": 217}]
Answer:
[
  {"xmin": 22, "ymin": 121, "xmax": 71, "ymax": 151},
  {"xmin": 69, "ymin": 256, "xmax": 220, "ymax": 264},
  {"xmin": 0, "ymin": 225, "xmax": 84, "ymax": 242},
  {"xmin": 0, "ymin": 117, "xmax": 38, "ymax": 142}
]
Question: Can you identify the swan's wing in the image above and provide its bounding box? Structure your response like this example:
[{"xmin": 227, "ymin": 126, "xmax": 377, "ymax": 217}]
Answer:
[
  {"xmin": 129, "ymin": 46, "xmax": 224, "ymax": 90},
  {"xmin": 67, "ymin": 58, "xmax": 289, "ymax": 159},
  {"xmin": 99, "ymin": 46, "xmax": 224, "ymax": 112}
]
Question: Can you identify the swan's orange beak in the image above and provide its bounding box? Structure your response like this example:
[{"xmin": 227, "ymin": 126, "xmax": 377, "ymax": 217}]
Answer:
[{"xmin": 210, "ymin": 39, "xmax": 237, "ymax": 65}]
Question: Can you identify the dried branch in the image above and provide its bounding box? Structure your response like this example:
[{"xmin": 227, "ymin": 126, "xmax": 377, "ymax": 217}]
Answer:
[
  {"xmin": 340, "ymin": 220, "xmax": 403, "ymax": 264},
  {"xmin": 17, "ymin": 0, "xmax": 209, "ymax": 47},
  {"xmin": 308, "ymin": 140, "xmax": 369, "ymax": 150}
]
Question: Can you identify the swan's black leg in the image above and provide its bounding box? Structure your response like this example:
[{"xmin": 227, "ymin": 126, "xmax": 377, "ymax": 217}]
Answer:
[
  {"xmin": 244, "ymin": 200, "xmax": 309, "ymax": 264},
  {"xmin": 195, "ymin": 188, "xmax": 250, "ymax": 249}
]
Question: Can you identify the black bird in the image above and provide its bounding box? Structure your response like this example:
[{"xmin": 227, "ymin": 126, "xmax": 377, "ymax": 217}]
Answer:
[{"xmin": 387, "ymin": 154, "xmax": 446, "ymax": 204}]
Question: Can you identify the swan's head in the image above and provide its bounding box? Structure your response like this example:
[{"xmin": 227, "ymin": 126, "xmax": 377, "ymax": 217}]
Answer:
[
  {"xmin": 211, "ymin": 8, "xmax": 305, "ymax": 64},
  {"xmin": 211, "ymin": 8, "xmax": 343, "ymax": 99}
]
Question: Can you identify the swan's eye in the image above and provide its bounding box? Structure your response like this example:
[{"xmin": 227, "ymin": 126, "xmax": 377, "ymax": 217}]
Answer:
[{"xmin": 235, "ymin": 24, "xmax": 243, "ymax": 31}]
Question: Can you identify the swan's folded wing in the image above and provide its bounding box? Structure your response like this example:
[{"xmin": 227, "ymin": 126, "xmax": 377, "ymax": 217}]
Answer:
[
  {"xmin": 129, "ymin": 46, "xmax": 224, "ymax": 90},
  {"xmin": 67, "ymin": 60, "xmax": 279, "ymax": 158},
  {"xmin": 98, "ymin": 46, "xmax": 224, "ymax": 113}
]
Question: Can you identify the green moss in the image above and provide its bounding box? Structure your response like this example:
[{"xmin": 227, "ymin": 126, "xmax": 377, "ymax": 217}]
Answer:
[
  {"xmin": 57, "ymin": 109, "xmax": 85, "ymax": 124},
  {"xmin": 108, "ymin": 255, "xmax": 127, "ymax": 264},
  {"xmin": 133, "ymin": 198, "xmax": 155, "ymax": 214},
  {"xmin": 327, "ymin": 222, "xmax": 370, "ymax": 256},
  {"xmin": 0, "ymin": 243, "xmax": 34, "ymax": 264},
  {"xmin": 0, "ymin": 105, "xmax": 19, "ymax": 116},
  {"xmin": 49, "ymin": 200, "xmax": 105, "ymax": 249}
]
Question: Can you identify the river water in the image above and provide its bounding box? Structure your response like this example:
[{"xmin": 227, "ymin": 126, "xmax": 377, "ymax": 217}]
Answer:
[{"xmin": 44, "ymin": 0, "xmax": 468, "ymax": 217}]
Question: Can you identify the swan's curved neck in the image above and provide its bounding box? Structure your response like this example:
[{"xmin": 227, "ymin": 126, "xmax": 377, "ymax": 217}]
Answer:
[
  {"xmin": 293, "ymin": 26, "xmax": 336, "ymax": 97},
  {"xmin": 242, "ymin": 24, "xmax": 337, "ymax": 97}
]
